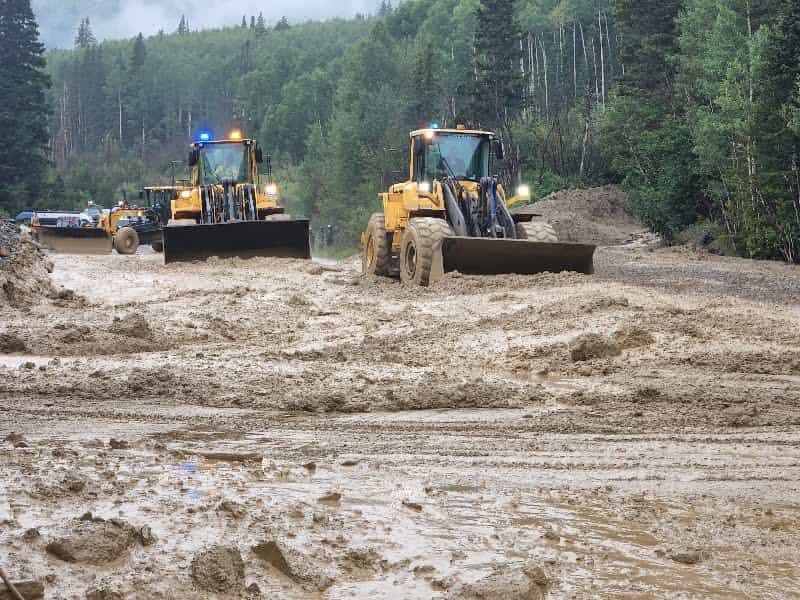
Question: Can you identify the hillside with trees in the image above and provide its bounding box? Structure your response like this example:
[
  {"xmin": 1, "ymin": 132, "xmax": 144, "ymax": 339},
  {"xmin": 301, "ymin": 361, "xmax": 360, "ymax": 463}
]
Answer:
[{"xmin": 2, "ymin": 0, "xmax": 799, "ymax": 262}]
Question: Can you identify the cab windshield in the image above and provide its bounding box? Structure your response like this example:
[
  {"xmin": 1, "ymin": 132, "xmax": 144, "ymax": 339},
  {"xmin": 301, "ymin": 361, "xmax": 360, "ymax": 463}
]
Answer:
[
  {"xmin": 200, "ymin": 143, "xmax": 250, "ymax": 185},
  {"xmin": 418, "ymin": 134, "xmax": 491, "ymax": 182}
]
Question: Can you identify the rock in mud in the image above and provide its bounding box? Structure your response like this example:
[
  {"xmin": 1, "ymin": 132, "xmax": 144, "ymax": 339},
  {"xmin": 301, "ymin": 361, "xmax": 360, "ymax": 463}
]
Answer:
[
  {"xmin": 137, "ymin": 525, "xmax": 157, "ymax": 546},
  {"xmin": 446, "ymin": 563, "xmax": 549, "ymax": 600},
  {"xmin": 317, "ymin": 491, "xmax": 342, "ymax": 506},
  {"xmin": 569, "ymin": 333, "xmax": 621, "ymax": 362},
  {"xmin": 0, "ymin": 332, "xmax": 26, "ymax": 353},
  {"xmin": 217, "ymin": 500, "xmax": 247, "ymax": 519},
  {"xmin": 287, "ymin": 293, "xmax": 310, "ymax": 307},
  {"xmin": 190, "ymin": 545, "xmax": 246, "ymax": 593},
  {"xmin": 108, "ymin": 438, "xmax": 129, "ymax": 450},
  {"xmin": 109, "ymin": 312, "xmax": 152, "ymax": 339},
  {"xmin": 3, "ymin": 432, "xmax": 25, "ymax": 444},
  {"xmin": 613, "ymin": 325, "xmax": 655, "ymax": 350},
  {"xmin": 669, "ymin": 549, "xmax": 706, "ymax": 565},
  {"xmin": 253, "ymin": 540, "xmax": 334, "ymax": 591},
  {"xmin": 45, "ymin": 518, "xmax": 138, "ymax": 565}
]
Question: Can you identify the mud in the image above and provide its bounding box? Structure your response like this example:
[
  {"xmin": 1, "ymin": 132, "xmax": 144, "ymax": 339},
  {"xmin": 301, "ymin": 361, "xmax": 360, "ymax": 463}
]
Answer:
[
  {"xmin": 0, "ymin": 227, "xmax": 56, "ymax": 309},
  {"xmin": 1, "ymin": 227, "xmax": 800, "ymax": 598}
]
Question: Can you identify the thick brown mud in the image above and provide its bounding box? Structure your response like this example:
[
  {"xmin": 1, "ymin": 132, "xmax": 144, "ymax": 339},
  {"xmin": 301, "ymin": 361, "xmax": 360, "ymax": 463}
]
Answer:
[{"xmin": 1, "ymin": 235, "xmax": 799, "ymax": 598}]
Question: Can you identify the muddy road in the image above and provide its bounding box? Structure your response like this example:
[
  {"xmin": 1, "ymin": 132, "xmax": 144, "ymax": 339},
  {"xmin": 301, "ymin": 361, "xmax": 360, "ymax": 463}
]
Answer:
[{"xmin": 2, "ymin": 238, "xmax": 800, "ymax": 599}]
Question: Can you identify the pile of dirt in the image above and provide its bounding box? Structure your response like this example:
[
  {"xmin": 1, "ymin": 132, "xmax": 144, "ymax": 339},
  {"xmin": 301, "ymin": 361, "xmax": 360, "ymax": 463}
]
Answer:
[
  {"xmin": 447, "ymin": 563, "xmax": 549, "ymax": 600},
  {"xmin": 253, "ymin": 540, "xmax": 335, "ymax": 591},
  {"xmin": 45, "ymin": 517, "xmax": 141, "ymax": 565},
  {"xmin": 109, "ymin": 312, "xmax": 152, "ymax": 339},
  {"xmin": 569, "ymin": 333, "xmax": 622, "ymax": 362},
  {"xmin": 516, "ymin": 185, "xmax": 644, "ymax": 245},
  {"xmin": 0, "ymin": 222, "xmax": 56, "ymax": 309},
  {"xmin": 190, "ymin": 545, "xmax": 246, "ymax": 593}
]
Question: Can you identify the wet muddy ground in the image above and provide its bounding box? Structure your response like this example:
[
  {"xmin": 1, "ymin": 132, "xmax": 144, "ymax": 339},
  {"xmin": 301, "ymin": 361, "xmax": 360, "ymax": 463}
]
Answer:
[{"xmin": 1, "ymin": 240, "xmax": 799, "ymax": 599}]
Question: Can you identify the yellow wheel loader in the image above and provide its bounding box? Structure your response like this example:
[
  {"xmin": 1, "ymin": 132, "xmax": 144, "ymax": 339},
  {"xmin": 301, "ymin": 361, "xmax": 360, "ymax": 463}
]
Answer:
[
  {"xmin": 362, "ymin": 126, "xmax": 596, "ymax": 286},
  {"xmin": 35, "ymin": 200, "xmax": 167, "ymax": 256},
  {"xmin": 162, "ymin": 131, "xmax": 311, "ymax": 264}
]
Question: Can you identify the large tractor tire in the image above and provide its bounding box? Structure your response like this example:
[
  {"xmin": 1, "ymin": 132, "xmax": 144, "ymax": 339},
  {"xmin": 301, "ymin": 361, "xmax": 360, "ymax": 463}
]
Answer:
[
  {"xmin": 363, "ymin": 213, "xmax": 392, "ymax": 277},
  {"xmin": 400, "ymin": 217, "xmax": 452, "ymax": 287},
  {"xmin": 516, "ymin": 221, "xmax": 558, "ymax": 243},
  {"xmin": 114, "ymin": 227, "xmax": 140, "ymax": 255}
]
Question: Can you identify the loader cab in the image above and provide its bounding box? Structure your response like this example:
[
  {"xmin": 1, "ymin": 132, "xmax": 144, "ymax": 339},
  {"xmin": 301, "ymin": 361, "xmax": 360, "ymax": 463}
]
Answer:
[
  {"xmin": 411, "ymin": 129, "xmax": 497, "ymax": 184},
  {"xmin": 188, "ymin": 138, "xmax": 262, "ymax": 187}
]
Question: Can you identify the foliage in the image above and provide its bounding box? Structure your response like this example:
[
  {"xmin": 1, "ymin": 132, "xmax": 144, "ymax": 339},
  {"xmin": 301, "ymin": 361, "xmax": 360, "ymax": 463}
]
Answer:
[
  {"xmin": 0, "ymin": 0, "xmax": 51, "ymax": 215},
  {"xmin": 12, "ymin": 0, "xmax": 800, "ymax": 260}
]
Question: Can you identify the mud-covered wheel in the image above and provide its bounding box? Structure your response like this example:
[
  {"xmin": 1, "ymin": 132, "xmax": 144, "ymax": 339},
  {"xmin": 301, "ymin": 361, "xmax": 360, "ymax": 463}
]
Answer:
[
  {"xmin": 114, "ymin": 227, "xmax": 139, "ymax": 255},
  {"xmin": 363, "ymin": 213, "xmax": 392, "ymax": 277},
  {"xmin": 400, "ymin": 217, "xmax": 452, "ymax": 287},
  {"xmin": 516, "ymin": 221, "xmax": 558, "ymax": 243},
  {"xmin": 151, "ymin": 241, "xmax": 164, "ymax": 253}
]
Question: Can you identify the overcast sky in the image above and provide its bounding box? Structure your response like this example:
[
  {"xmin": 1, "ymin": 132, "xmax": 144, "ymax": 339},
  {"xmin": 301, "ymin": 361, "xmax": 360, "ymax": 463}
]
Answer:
[{"xmin": 34, "ymin": 0, "xmax": 384, "ymax": 48}]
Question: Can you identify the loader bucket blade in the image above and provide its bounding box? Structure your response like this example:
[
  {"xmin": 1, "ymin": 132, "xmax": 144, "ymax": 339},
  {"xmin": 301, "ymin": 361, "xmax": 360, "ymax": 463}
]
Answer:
[
  {"xmin": 163, "ymin": 220, "xmax": 311, "ymax": 264},
  {"xmin": 441, "ymin": 238, "xmax": 596, "ymax": 277},
  {"xmin": 37, "ymin": 227, "xmax": 112, "ymax": 255}
]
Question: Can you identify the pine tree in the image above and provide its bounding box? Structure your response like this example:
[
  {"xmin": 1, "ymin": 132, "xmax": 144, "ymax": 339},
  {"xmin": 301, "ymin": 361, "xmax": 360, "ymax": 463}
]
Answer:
[
  {"xmin": 378, "ymin": 1, "xmax": 393, "ymax": 17},
  {"xmin": 177, "ymin": 15, "xmax": 188, "ymax": 35},
  {"xmin": 0, "ymin": 0, "xmax": 51, "ymax": 212},
  {"xmin": 130, "ymin": 33, "xmax": 146, "ymax": 72},
  {"xmin": 74, "ymin": 17, "xmax": 96, "ymax": 48},
  {"xmin": 472, "ymin": 0, "xmax": 525, "ymax": 128},
  {"xmin": 241, "ymin": 15, "xmax": 247, "ymax": 29},
  {"xmin": 275, "ymin": 16, "xmax": 290, "ymax": 32},
  {"xmin": 127, "ymin": 33, "xmax": 148, "ymax": 154},
  {"xmin": 614, "ymin": 0, "xmax": 682, "ymax": 104},
  {"xmin": 255, "ymin": 13, "xmax": 266, "ymax": 34},
  {"xmin": 410, "ymin": 41, "xmax": 438, "ymax": 125},
  {"xmin": 250, "ymin": 16, "xmax": 256, "ymax": 30},
  {"xmin": 470, "ymin": 0, "xmax": 525, "ymax": 186}
]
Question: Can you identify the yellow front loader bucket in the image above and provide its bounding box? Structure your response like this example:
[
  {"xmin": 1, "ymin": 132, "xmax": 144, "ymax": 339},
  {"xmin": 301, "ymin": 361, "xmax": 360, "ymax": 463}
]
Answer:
[
  {"xmin": 440, "ymin": 237, "xmax": 596, "ymax": 277},
  {"xmin": 37, "ymin": 227, "xmax": 112, "ymax": 255}
]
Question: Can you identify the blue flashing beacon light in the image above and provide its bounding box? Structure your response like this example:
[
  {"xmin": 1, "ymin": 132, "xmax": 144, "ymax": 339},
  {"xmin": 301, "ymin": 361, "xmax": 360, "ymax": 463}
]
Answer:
[
  {"xmin": 198, "ymin": 131, "xmax": 211, "ymax": 142},
  {"xmin": 430, "ymin": 122, "xmax": 440, "ymax": 129}
]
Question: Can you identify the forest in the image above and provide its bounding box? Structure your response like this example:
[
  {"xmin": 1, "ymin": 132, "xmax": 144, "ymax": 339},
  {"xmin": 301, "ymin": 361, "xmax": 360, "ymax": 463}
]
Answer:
[{"xmin": 2, "ymin": 0, "xmax": 799, "ymax": 261}]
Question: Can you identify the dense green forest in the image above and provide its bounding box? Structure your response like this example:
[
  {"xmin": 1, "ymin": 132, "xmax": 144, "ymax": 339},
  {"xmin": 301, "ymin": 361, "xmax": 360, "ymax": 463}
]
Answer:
[{"xmin": 3, "ymin": 0, "xmax": 800, "ymax": 261}]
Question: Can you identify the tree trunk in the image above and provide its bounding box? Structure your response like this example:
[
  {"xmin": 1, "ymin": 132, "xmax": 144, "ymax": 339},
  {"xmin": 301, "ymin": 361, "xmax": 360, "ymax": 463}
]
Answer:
[{"xmin": 599, "ymin": 10, "xmax": 606, "ymax": 107}]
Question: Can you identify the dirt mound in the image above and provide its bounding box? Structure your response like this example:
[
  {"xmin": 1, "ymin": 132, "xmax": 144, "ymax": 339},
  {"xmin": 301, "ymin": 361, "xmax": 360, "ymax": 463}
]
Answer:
[
  {"xmin": 0, "ymin": 332, "xmax": 27, "ymax": 353},
  {"xmin": 447, "ymin": 563, "xmax": 549, "ymax": 600},
  {"xmin": 190, "ymin": 545, "xmax": 246, "ymax": 593},
  {"xmin": 569, "ymin": 333, "xmax": 622, "ymax": 362},
  {"xmin": 253, "ymin": 540, "xmax": 335, "ymax": 591},
  {"xmin": 0, "ymin": 223, "xmax": 56, "ymax": 309},
  {"xmin": 613, "ymin": 325, "xmax": 655, "ymax": 350},
  {"xmin": 109, "ymin": 312, "xmax": 152, "ymax": 339},
  {"xmin": 516, "ymin": 185, "xmax": 643, "ymax": 246},
  {"xmin": 45, "ymin": 517, "xmax": 139, "ymax": 565}
]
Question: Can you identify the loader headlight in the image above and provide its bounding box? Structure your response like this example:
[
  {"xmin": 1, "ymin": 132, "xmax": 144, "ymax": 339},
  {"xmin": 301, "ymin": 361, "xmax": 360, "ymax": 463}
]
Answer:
[
  {"xmin": 265, "ymin": 184, "xmax": 278, "ymax": 196},
  {"xmin": 418, "ymin": 181, "xmax": 431, "ymax": 193},
  {"xmin": 424, "ymin": 129, "xmax": 436, "ymax": 141},
  {"xmin": 516, "ymin": 185, "xmax": 531, "ymax": 198},
  {"xmin": 181, "ymin": 190, "xmax": 192, "ymax": 199}
]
